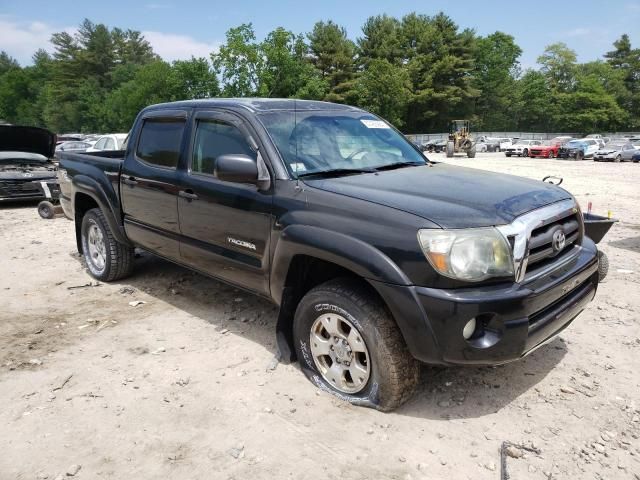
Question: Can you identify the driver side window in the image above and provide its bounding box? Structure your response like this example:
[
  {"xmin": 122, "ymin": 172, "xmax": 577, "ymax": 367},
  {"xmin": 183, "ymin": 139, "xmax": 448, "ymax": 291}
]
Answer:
[{"xmin": 192, "ymin": 119, "xmax": 256, "ymax": 177}]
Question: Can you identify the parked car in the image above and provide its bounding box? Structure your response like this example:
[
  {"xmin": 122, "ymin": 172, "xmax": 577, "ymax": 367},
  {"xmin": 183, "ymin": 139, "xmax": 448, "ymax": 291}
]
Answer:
[
  {"xmin": 504, "ymin": 140, "xmax": 542, "ymax": 157},
  {"xmin": 58, "ymin": 99, "xmax": 599, "ymax": 411},
  {"xmin": 593, "ymin": 141, "xmax": 636, "ymax": 162},
  {"xmin": 632, "ymin": 151, "xmax": 640, "ymax": 162},
  {"xmin": 0, "ymin": 125, "xmax": 58, "ymax": 202},
  {"xmin": 475, "ymin": 136, "xmax": 500, "ymax": 152},
  {"xmin": 55, "ymin": 141, "xmax": 92, "ymax": 154},
  {"xmin": 557, "ymin": 139, "xmax": 599, "ymax": 160},
  {"xmin": 86, "ymin": 133, "xmax": 127, "ymax": 152}
]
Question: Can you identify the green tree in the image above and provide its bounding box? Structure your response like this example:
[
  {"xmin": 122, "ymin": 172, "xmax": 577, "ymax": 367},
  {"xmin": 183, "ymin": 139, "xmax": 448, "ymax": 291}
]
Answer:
[
  {"xmin": 537, "ymin": 43, "xmax": 577, "ymax": 92},
  {"xmin": 307, "ymin": 20, "xmax": 356, "ymax": 99},
  {"xmin": 400, "ymin": 12, "xmax": 479, "ymax": 132},
  {"xmin": 357, "ymin": 15, "xmax": 403, "ymax": 66},
  {"xmin": 348, "ymin": 59, "xmax": 411, "ymax": 127},
  {"xmin": 514, "ymin": 70, "xmax": 554, "ymax": 131},
  {"xmin": 171, "ymin": 57, "xmax": 220, "ymax": 99},
  {"xmin": 0, "ymin": 51, "xmax": 20, "ymax": 75},
  {"xmin": 472, "ymin": 32, "xmax": 522, "ymax": 130},
  {"xmin": 211, "ymin": 24, "xmax": 264, "ymax": 97},
  {"xmin": 260, "ymin": 27, "xmax": 326, "ymax": 98}
]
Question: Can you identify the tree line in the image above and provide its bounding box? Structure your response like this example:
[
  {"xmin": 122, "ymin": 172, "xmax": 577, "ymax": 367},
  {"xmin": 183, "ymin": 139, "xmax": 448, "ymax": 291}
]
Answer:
[{"xmin": 1, "ymin": 14, "xmax": 639, "ymax": 134}]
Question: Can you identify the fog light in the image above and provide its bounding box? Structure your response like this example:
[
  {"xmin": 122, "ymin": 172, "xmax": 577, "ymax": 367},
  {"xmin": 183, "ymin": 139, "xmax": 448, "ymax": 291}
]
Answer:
[{"xmin": 462, "ymin": 318, "xmax": 476, "ymax": 340}]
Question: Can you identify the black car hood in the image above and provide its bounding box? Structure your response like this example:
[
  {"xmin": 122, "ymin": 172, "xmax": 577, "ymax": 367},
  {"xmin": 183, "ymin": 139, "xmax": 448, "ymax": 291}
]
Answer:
[
  {"xmin": 0, "ymin": 125, "xmax": 56, "ymax": 158},
  {"xmin": 303, "ymin": 163, "xmax": 572, "ymax": 228}
]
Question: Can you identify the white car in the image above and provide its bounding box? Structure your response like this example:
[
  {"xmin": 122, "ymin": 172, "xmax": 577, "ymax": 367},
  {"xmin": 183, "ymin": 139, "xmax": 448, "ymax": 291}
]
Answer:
[
  {"xmin": 86, "ymin": 134, "xmax": 127, "ymax": 152},
  {"xmin": 503, "ymin": 140, "xmax": 542, "ymax": 157}
]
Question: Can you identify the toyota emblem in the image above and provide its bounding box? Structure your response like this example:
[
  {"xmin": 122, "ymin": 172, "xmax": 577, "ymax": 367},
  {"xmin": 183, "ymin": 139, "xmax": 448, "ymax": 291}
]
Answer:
[{"xmin": 552, "ymin": 229, "xmax": 566, "ymax": 252}]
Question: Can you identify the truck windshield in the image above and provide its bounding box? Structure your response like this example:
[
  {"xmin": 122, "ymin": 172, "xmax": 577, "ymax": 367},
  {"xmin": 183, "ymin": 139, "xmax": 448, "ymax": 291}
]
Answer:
[{"xmin": 257, "ymin": 111, "xmax": 426, "ymax": 178}]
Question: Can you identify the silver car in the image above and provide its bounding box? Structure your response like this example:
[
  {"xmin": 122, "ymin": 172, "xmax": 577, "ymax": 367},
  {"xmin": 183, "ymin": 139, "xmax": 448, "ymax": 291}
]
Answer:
[{"xmin": 593, "ymin": 142, "xmax": 635, "ymax": 162}]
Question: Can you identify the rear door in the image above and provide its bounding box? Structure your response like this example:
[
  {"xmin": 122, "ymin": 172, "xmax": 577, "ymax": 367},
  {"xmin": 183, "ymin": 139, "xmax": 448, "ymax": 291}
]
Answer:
[
  {"xmin": 120, "ymin": 109, "xmax": 188, "ymax": 260},
  {"xmin": 177, "ymin": 110, "xmax": 272, "ymax": 295}
]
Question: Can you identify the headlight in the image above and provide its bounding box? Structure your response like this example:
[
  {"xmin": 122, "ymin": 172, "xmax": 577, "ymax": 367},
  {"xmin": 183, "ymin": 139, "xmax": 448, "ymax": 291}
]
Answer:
[{"xmin": 417, "ymin": 228, "xmax": 514, "ymax": 281}]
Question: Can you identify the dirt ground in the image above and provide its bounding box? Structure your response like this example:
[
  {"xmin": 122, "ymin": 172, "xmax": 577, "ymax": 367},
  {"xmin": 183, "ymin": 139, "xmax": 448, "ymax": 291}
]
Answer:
[{"xmin": 1, "ymin": 153, "xmax": 639, "ymax": 480}]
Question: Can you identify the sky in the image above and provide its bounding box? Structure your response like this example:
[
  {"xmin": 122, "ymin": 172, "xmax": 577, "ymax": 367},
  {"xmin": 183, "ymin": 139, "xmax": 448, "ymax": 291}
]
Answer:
[{"xmin": 2, "ymin": 0, "xmax": 640, "ymax": 69}]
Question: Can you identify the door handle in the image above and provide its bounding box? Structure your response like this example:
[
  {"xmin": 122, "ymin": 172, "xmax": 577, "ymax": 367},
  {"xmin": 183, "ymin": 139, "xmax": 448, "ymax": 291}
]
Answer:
[
  {"xmin": 123, "ymin": 176, "xmax": 138, "ymax": 186},
  {"xmin": 178, "ymin": 189, "xmax": 198, "ymax": 201}
]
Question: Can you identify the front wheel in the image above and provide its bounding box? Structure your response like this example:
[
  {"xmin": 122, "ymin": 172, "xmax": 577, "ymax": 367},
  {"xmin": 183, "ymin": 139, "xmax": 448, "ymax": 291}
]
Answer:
[
  {"xmin": 466, "ymin": 145, "xmax": 476, "ymax": 158},
  {"xmin": 81, "ymin": 208, "xmax": 134, "ymax": 282},
  {"xmin": 293, "ymin": 279, "xmax": 420, "ymax": 411},
  {"xmin": 614, "ymin": 154, "xmax": 621, "ymax": 163},
  {"xmin": 597, "ymin": 250, "xmax": 609, "ymax": 282},
  {"xmin": 446, "ymin": 141, "xmax": 454, "ymax": 158}
]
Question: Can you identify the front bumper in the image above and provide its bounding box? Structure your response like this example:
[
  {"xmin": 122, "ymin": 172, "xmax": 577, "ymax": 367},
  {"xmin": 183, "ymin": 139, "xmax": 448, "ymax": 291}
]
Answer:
[
  {"xmin": 0, "ymin": 179, "xmax": 58, "ymax": 202},
  {"xmin": 529, "ymin": 150, "xmax": 550, "ymax": 157},
  {"xmin": 372, "ymin": 238, "xmax": 598, "ymax": 365}
]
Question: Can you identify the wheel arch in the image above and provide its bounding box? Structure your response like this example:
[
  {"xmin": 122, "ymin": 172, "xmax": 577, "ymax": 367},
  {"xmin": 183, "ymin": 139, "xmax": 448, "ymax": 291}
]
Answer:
[
  {"xmin": 270, "ymin": 225, "xmax": 413, "ymax": 363},
  {"xmin": 72, "ymin": 175, "xmax": 130, "ymax": 252}
]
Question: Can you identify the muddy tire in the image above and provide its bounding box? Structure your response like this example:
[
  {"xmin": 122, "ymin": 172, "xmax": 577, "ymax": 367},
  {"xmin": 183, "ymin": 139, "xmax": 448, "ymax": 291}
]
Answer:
[
  {"xmin": 81, "ymin": 208, "xmax": 134, "ymax": 282},
  {"xmin": 446, "ymin": 141, "xmax": 454, "ymax": 158},
  {"xmin": 293, "ymin": 278, "xmax": 420, "ymax": 411},
  {"xmin": 38, "ymin": 201, "xmax": 56, "ymax": 219},
  {"xmin": 597, "ymin": 250, "xmax": 609, "ymax": 282}
]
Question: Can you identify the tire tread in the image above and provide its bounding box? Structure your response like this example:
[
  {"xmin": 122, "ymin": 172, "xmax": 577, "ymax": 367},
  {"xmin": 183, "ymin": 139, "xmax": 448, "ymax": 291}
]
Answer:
[{"xmin": 306, "ymin": 278, "xmax": 420, "ymax": 411}]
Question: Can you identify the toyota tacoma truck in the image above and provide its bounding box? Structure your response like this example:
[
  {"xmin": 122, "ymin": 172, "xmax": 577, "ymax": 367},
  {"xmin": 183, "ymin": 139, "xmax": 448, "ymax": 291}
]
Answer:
[{"xmin": 58, "ymin": 99, "xmax": 599, "ymax": 411}]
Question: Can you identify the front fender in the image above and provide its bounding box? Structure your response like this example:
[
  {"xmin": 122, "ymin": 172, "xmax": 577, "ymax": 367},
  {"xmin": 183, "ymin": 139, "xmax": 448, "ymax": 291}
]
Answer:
[{"xmin": 270, "ymin": 224, "xmax": 411, "ymax": 305}]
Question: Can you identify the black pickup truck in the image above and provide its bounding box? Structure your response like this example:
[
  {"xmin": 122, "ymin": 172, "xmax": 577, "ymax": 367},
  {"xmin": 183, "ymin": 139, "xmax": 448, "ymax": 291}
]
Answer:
[{"xmin": 58, "ymin": 99, "xmax": 599, "ymax": 411}]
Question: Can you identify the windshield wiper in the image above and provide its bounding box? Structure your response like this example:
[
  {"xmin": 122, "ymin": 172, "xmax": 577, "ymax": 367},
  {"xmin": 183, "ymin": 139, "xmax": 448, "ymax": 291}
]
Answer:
[
  {"xmin": 374, "ymin": 161, "xmax": 424, "ymax": 171},
  {"xmin": 297, "ymin": 167, "xmax": 376, "ymax": 178}
]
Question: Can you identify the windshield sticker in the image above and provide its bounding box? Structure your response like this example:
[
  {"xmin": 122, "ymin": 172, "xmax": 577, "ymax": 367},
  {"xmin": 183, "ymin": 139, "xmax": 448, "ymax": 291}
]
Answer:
[
  {"xmin": 290, "ymin": 162, "xmax": 307, "ymax": 172},
  {"xmin": 360, "ymin": 119, "xmax": 390, "ymax": 129}
]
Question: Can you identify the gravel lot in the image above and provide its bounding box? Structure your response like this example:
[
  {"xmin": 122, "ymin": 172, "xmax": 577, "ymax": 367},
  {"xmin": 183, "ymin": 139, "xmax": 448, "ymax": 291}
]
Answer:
[{"xmin": 1, "ymin": 152, "xmax": 639, "ymax": 480}]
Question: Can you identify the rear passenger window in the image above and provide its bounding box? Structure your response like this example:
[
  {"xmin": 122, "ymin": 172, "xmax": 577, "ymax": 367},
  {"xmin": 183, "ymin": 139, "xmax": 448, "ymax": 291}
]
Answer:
[
  {"xmin": 136, "ymin": 119, "xmax": 185, "ymax": 168},
  {"xmin": 192, "ymin": 120, "xmax": 256, "ymax": 176}
]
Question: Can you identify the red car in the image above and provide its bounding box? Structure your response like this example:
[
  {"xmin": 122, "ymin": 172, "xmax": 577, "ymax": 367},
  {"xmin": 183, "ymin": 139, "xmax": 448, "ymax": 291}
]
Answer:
[{"xmin": 529, "ymin": 137, "xmax": 573, "ymax": 158}]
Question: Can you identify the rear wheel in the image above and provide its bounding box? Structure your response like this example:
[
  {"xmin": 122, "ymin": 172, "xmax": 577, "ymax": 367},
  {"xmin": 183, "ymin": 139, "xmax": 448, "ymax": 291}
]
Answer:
[
  {"xmin": 81, "ymin": 208, "xmax": 134, "ymax": 282},
  {"xmin": 293, "ymin": 278, "xmax": 420, "ymax": 411},
  {"xmin": 446, "ymin": 141, "xmax": 454, "ymax": 158},
  {"xmin": 547, "ymin": 150, "xmax": 555, "ymax": 159}
]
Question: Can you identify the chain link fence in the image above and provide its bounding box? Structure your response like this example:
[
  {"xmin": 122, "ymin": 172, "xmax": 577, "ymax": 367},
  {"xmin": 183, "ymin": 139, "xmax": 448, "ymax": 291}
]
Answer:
[{"xmin": 406, "ymin": 132, "xmax": 640, "ymax": 144}]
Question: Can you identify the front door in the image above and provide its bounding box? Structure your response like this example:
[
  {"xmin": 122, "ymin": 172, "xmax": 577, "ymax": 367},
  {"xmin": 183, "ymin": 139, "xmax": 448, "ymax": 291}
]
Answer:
[
  {"xmin": 177, "ymin": 110, "xmax": 272, "ymax": 295},
  {"xmin": 120, "ymin": 110, "xmax": 188, "ymax": 260}
]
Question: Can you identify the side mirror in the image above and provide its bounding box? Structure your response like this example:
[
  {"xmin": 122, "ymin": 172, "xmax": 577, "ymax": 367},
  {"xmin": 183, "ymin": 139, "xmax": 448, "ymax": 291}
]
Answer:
[
  {"xmin": 215, "ymin": 154, "xmax": 270, "ymax": 191},
  {"xmin": 215, "ymin": 154, "xmax": 258, "ymax": 185}
]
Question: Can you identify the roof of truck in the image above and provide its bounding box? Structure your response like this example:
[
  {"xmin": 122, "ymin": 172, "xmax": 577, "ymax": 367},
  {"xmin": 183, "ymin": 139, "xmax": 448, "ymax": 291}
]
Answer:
[{"xmin": 144, "ymin": 98, "xmax": 362, "ymax": 113}]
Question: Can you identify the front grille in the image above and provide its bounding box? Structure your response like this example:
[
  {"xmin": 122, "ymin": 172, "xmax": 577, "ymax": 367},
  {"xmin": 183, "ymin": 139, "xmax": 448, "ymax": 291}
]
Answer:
[
  {"xmin": 0, "ymin": 179, "xmax": 42, "ymax": 197},
  {"xmin": 497, "ymin": 199, "xmax": 583, "ymax": 283},
  {"xmin": 527, "ymin": 211, "xmax": 581, "ymax": 266},
  {"xmin": 530, "ymin": 149, "xmax": 542, "ymax": 155}
]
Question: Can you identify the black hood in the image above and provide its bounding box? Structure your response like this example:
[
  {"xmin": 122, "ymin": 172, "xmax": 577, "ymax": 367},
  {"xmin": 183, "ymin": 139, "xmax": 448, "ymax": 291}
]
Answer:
[
  {"xmin": 0, "ymin": 125, "xmax": 56, "ymax": 158},
  {"xmin": 304, "ymin": 163, "xmax": 572, "ymax": 228}
]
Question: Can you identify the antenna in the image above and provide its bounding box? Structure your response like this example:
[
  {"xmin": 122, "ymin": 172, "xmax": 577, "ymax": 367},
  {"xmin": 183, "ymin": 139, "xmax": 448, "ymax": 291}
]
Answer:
[{"xmin": 295, "ymin": 99, "xmax": 299, "ymax": 188}]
